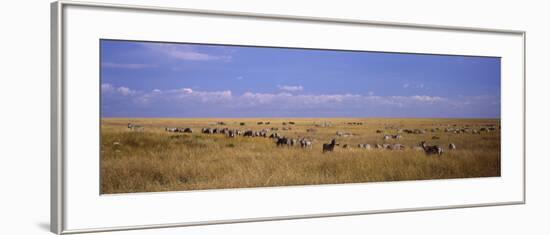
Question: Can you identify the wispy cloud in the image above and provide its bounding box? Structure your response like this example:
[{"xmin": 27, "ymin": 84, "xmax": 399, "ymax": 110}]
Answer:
[
  {"xmin": 278, "ymin": 85, "xmax": 304, "ymax": 92},
  {"xmin": 102, "ymin": 83, "xmax": 136, "ymax": 96},
  {"xmin": 403, "ymin": 82, "xmax": 426, "ymax": 89},
  {"xmin": 142, "ymin": 43, "xmax": 232, "ymax": 62},
  {"xmin": 102, "ymin": 85, "xmax": 500, "ymax": 117},
  {"xmin": 102, "ymin": 62, "xmax": 156, "ymax": 69}
]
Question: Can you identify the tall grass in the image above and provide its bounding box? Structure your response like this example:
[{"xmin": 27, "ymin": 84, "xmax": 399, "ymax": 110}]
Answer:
[{"xmin": 101, "ymin": 118, "xmax": 500, "ymax": 194}]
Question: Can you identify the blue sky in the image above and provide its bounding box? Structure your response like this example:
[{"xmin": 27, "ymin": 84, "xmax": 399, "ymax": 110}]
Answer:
[{"xmin": 101, "ymin": 39, "xmax": 501, "ymax": 118}]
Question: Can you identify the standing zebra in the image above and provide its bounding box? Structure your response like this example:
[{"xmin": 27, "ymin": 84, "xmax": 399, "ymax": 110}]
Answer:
[
  {"xmin": 322, "ymin": 139, "xmax": 337, "ymax": 153},
  {"xmin": 127, "ymin": 123, "xmax": 144, "ymax": 131},
  {"xmin": 420, "ymin": 141, "xmax": 443, "ymax": 155}
]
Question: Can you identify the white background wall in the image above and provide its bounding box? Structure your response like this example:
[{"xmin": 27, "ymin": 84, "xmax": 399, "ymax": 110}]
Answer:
[{"xmin": 0, "ymin": 0, "xmax": 547, "ymax": 234}]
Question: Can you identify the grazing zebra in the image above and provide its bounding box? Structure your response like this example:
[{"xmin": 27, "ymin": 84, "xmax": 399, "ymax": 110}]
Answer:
[
  {"xmin": 243, "ymin": 130, "xmax": 254, "ymax": 137},
  {"xmin": 276, "ymin": 137, "xmax": 288, "ymax": 147},
  {"xmin": 276, "ymin": 137, "xmax": 292, "ymax": 147},
  {"xmin": 420, "ymin": 141, "xmax": 443, "ymax": 155},
  {"xmin": 202, "ymin": 128, "xmax": 214, "ymax": 134},
  {"xmin": 449, "ymin": 143, "xmax": 456, "ymax": 150},
  {"xmin": 383, "ymin": 135, "xmax": 391, "ymax": 140},
  {"xmin": 322, "ymin": 139, "xmax": 337, "ymax": 153},
  {"xmin": 127, "ymin": 123, "xmax": 144, "ymax": 131},
  {"xmin": 165, "ymin": 127, "xmax": 177, "ymax": 132},
  {"xmin": 388, "ymin": 144, "xmax": 405, "ymax": 150},
  {"xmin": 269, "ymin": 133, "xmax": 281, "ymax": 139},
  {"xmin": 300, "ymin": 138, "xmax": 312, "ymax": 148},
  {"xmin": 357, "ymin": 144, "xmax": 372, "ymax": 150}
]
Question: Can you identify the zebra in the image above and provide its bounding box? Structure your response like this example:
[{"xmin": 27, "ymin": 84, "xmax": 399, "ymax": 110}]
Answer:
[
  {"xmin": 357, "ymin": 144, "xmax": 372, "ymax": 150},
  {"xmin": 388, "ymin": 143, "xmax": 405, "ymax": 150},
  {"xmin": 243, "ymin": 130, "xmax": 254, "ymax": 137},
  {"xmin": 449, "ymin": 143, "xmax": 456, "ymax": 150},
  {"xmin": 276, "ymin": 137, "xmax": 288, "ymax": 147},
  {"xmin": 269, "ymin": 133, "xmax": 281, "ymax": 139},
  {"xmin": 300, "ymin": 138, "xmax": 312, "ymax": 148},
  {"xmin": 322, "ymin": 139, "xmax": 337, "ymax": 153},
  {"xmin": 127, "ymin": 123, "xmax": 144, "ymax": 131},
  {"xmin": 420, "ymin": 141, "xmax": 443, "ymax": 155}
]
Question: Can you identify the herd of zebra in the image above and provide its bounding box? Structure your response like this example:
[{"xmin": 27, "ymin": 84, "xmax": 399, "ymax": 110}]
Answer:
[
  {"xmin": 124, "ymin": 121, "xmax": 492, "ymax": 156},
  {"xmin": 320, "ymin": 139, "xmax": 452, "ymax": 155}
]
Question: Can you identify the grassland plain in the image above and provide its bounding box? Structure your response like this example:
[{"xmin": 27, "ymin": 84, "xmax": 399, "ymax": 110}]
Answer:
[{"xmin": 100, "ymin": 118, "xmax": 500, "ymax": 194}]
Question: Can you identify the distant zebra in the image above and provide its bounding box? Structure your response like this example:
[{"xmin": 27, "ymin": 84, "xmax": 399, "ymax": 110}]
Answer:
[
  {"xmin": 357, "ymin": 144, "xmax": 372, "ymax": 150},
  {"xmin": 300, "ymin": 138, "xmax": 312, "ymax": 148},
  {"xmin": 420, "ymin": 141, "xmax": 443, "ymax": 155},
  {"xmin": 276, "ymin": 137, "xmax": 292, "ymax": 147},
  {"xmin": 127, "ymin": 123, "xmax": 144, "ymax": 131},
  {"xmin": 165, "ymin": 127, "xmax": 177, "ymax": 132},
  {"xmin": 449, "ymin": 143, "xmax": 456, "ymax": 150},
  {"xmin": 322, "ymin": 139, "xmax": 337, "ymax": 153}
]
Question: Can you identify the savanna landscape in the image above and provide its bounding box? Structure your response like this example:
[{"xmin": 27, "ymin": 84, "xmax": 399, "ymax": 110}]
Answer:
[
  {"xmin": 101, "ymin": 118, "xmax": 500, "ymax": 194},
  {"xmin": 100, "ymin": 39, "xmax": 501, "ymax": 194}
]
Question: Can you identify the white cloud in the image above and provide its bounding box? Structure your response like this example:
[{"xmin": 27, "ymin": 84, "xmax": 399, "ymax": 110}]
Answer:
[
  {"xmin": 117, "ymin": 86, "xmax": 135, "ymax": 96},
  {"xmin": 410, "ymin": 95, "xmax": 444, "ymax": 102},
  {"xmin": 403, "ymin": 83, "xmax": 410, "ymax": 88},
  {"xmin": 143, "ymin": 43, "xmax": 232, "ymax": 62},
  {"xmin": 103, "ymin": 84, "xmax": 462, "ymax": 117},
  {"xmin": 125, "ymin": 88, "xmax": 446, "ymax": 108},
  {"xmin": 101, "ymin": 83, "xmax": 136, "ymax": 96},
  {"xmin": 180, "ymin": 88, "xmax": 193, "ymax": 94},
  {"xmin": 102, "ymin": 62, "xmax": 156, "ymax": 69},
  {"xmin": 278, "ymin": 85, "xmax": 304, "ymax": 92},
  {"xmin": 101, "ymin": 83, "xmax": 114, "ymax": 92}
]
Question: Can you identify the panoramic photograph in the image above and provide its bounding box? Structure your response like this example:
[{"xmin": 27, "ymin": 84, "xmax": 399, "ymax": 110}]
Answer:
[{"xmin": 100, "ymin": 39, "xmax": 501, "ymax": 194}]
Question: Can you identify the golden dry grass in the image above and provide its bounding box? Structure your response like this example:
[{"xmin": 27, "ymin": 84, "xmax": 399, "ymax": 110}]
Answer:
[{"xmin": 100, "ymin": 118, "xmax": 500, "ymax": 194}]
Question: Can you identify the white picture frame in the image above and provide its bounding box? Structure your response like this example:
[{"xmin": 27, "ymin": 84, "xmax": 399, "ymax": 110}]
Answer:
[{"xmin": 51, "ymin": 1, "xmax": 526, "ymax": 234}]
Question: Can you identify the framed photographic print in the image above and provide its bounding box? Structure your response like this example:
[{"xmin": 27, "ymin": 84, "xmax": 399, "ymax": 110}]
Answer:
[{"xmin": 51, "ymin": 0, "xmax": 526, "ymax": 234}]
